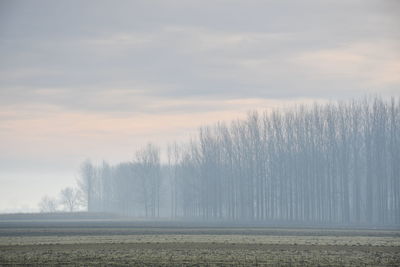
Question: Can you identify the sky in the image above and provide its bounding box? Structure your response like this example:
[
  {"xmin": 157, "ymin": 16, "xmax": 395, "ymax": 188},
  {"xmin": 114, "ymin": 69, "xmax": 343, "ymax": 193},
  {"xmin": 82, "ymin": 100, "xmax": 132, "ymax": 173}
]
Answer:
[{"xmin": 0, "ymin": 0, "xmax": 399, "ymax": 212}]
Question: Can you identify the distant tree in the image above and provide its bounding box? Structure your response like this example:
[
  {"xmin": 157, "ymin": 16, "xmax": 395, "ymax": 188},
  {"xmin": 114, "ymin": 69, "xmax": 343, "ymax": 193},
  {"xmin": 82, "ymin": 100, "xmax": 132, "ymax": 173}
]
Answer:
[
  {"xmin": 60, "ymin": 187, "xmax": 81, "ymax": 212},
  {"xmin": 135, "ymin": 143, "xmax": 161, "ymax": 217},
  {"xmin": 38, "ymin": 196, "xmax": 58, "ymax": 213},
  {"xmin": 73, "ymin": 97, "xmax": 399, "ymax": 225},
  {"xmin": 78, "ymin": 160, "xmax": 95, "ymax": 211}
]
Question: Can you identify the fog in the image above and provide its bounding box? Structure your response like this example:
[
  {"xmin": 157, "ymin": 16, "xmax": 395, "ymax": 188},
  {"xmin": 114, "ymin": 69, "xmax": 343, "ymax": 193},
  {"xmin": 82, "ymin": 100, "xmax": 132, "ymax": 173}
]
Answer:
[
  {"xmin": 0, "ymin": 0, "xmax": 399, "ymax": 216},
  {"xmin": 72, "ymin": 97, "xmax": 399, "ymax": 226}
]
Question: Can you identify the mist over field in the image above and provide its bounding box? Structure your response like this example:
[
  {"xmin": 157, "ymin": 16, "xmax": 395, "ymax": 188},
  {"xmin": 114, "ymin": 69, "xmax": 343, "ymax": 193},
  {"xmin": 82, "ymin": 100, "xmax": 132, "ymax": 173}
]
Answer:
[{"xmin": 68, "ymin": 97, "xmax": 398, "ymax": 227}]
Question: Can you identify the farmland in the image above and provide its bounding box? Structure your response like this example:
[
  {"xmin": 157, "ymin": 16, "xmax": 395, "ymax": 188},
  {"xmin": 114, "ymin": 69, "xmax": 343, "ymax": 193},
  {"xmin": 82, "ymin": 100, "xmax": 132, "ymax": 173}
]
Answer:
[{"xmin": 0, "ymin": 215, "xmax": 399, "ymax": 266}]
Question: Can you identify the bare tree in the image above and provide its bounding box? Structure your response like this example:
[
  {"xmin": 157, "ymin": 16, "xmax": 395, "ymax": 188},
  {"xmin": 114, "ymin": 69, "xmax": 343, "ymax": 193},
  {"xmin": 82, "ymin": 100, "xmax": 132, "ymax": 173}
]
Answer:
[
  {"xmin": 135, "ymin": 143, "xmax": 161, "ymax": 217},
  {"xmin": 75, "ymin": 97, "xmax": 399, "ymax": 225},
  {"xmin": 60, "ymin": 187, "xmax": 81, "ymax": 212},
  {"xmin": 38, "ymin": 196, "xmax": 58, "ymax": 213},
  {"xmin": 78, "ymin": 160, "xmax": 95, "ymax": 211}
]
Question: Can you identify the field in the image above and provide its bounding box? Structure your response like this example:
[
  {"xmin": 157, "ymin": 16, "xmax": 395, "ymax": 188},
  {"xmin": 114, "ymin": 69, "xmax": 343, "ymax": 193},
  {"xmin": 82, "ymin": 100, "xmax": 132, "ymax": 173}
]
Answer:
[{"xmin": 0, "ymin": 215, "xmax": 399, "ymax": 266}]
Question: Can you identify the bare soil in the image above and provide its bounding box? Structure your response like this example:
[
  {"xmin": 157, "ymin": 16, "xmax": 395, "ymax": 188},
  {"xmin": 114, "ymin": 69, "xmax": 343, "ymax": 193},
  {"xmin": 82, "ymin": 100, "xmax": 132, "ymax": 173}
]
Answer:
[{"xmin": 0, "ymin": 219, "xmax": 399, "ymax": 266}]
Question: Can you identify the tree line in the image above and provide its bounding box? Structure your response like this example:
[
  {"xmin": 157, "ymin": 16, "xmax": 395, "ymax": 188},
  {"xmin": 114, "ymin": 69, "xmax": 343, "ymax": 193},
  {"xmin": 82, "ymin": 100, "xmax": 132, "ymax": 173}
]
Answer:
[{"xmin": 77, "ymin": 97, "xmax": 400, "ymax": 225}]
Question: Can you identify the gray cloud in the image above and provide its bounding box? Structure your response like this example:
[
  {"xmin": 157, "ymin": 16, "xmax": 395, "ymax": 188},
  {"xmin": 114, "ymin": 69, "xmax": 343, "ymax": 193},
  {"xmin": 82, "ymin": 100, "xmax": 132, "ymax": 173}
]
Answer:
[{"xmin": 1, "ymin": 0, "xmax": 399, "ymax": 109}]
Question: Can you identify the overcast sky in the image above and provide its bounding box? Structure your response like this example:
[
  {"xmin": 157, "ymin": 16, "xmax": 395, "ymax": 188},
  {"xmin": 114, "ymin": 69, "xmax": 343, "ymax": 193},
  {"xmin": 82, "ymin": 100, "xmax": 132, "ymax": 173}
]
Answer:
[{"xmin": 0, "ymin": 0, "xmax": 399, "ymax": 212}]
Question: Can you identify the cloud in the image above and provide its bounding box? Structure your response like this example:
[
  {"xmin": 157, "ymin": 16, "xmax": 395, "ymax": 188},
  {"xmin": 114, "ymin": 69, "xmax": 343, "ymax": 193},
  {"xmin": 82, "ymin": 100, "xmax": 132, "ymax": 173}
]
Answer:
[
  {"xmin": 1, "ymin": 0, "xmax": 399, "ymax": 103},
  {"xmin": 293, "ymin": 41, "xmax": 400, "ymax": 89}
]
